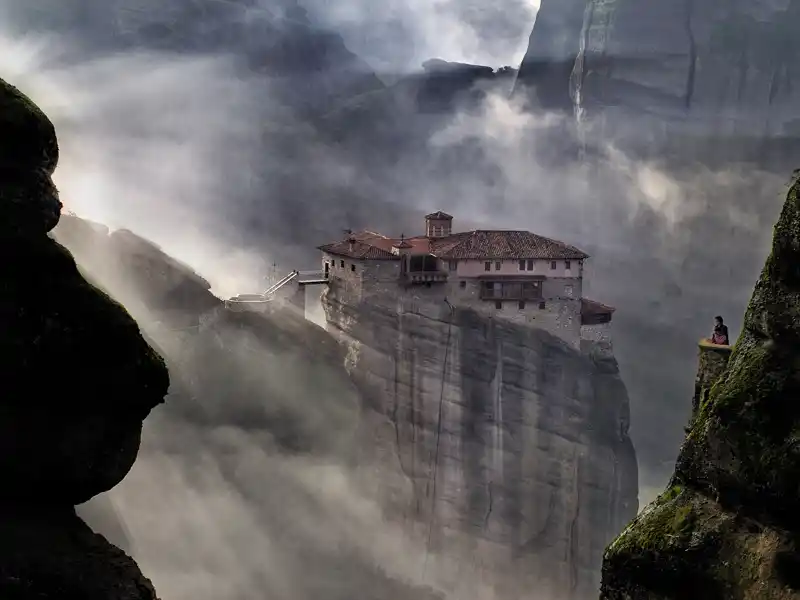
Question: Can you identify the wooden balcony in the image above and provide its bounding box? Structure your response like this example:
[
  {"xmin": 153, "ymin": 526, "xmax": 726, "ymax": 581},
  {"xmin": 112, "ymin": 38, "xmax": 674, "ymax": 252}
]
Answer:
[{"xmin": 479, "ymin": 280, "xmax": 542, "ymax": 301}]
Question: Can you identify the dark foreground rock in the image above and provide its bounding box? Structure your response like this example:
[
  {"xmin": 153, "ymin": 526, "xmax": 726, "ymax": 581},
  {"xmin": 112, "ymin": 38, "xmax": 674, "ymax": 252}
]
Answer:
[
  {"xmin": 599, "ymin": 177, "xmax": 800, "ymax": 599},
  {"xmin": 0, "ymin": 76, "xmax": 168, "ymax": 598},
  {"xmin": 0, "ymin": 507, "xmax": 158, "ymax": 600}
]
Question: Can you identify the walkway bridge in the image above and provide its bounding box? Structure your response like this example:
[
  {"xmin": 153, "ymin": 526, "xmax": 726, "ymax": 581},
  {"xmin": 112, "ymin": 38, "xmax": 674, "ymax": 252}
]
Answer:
[{"xmin": 224, "ymin": 269, "xmax": 328, "ymax": 311}]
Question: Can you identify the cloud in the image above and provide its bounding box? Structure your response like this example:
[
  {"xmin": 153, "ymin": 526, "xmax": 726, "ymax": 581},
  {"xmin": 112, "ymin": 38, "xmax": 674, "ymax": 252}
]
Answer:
[
  {"xmin": 299, "ymin": 0, "xmax": 540, "ymax": 72},
  {"xmin": 0, "ymin": 26, "xmax": 283, "ymax": 299}
]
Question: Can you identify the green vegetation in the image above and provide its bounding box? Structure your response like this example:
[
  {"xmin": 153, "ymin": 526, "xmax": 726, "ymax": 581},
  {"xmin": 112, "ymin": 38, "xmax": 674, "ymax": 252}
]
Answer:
[{"xmin": 600, "ymin": 177, "xmax": 800, "ymax": 599}]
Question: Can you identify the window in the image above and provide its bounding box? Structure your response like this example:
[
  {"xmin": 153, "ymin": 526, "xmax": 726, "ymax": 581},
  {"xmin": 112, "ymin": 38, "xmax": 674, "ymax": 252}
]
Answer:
[
  {"xmin": 449, "ymin": 260, "xmax": 458, "ymax": 271},
  {"xmin": 565, "ymin": 260, "xmax": 571, "ymax": 270},
  {"xmin": 340, "ymin": 260, "xmax": 345, "ymax": 268},
  {"xmin": 484, "ymin": 261, "xmax": 491, "ymax": 271},
  {"xmin": 550, "ymin": 261, "xmax": 557, "ymax": 270},
  {"xmin": 539, "ymin": 301, "xmax": 546, "ymax": 310},
  {"xmin": 494, "ymin": 261, "xmax": 501, "ymax": 271},
  {"xmin": 518, "ymin": 301, "xmax": 526, "ymax": 310},
  {"xmin": 519, "ymin": 260, "xmax": 525, "ymax": 271},
  {"xmin": 459, "ymin": 281, "xmax": 466, "ymax": 289},
  {"xmin": 351, "ymin": 264, "xmax": 356, "ymax": 272},
  {"xmin": 495, "ymin": 300, "xmax": 502, "ymax": 310},
  {"xmin": 564, "ymin": 284, "xmax": 573, "ymax": 298},
  {"xmin": 527, "ymin": 259, "xmax": 534, "ymax": 271}
]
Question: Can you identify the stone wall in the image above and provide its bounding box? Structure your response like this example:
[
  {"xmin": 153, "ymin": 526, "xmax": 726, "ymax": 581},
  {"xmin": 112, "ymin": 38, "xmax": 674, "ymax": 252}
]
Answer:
[
  {"xmin": 322, "ymin": 254, "xmax": 585, "ymax": 348},
  {"xmin": 581, "ymin": 323, "xmax": 613, "ymax": 359}
]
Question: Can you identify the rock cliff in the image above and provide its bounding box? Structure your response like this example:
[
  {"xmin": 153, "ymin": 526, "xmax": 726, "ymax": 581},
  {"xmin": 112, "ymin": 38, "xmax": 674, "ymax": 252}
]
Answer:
[
  {"xmin": 572, "ymin": 0, "xmax": 800, "ymax": 160},
  {"xmin": 0, "ymin": 76, "xmax": 169, "ymax": 598},
  {"xmin": 599, "ymin": 177, "xmax": 800, "ymax": 599},
  {"xmin": 514, "ymin": 0, "xmax": 800, "ymax": 163},
  {"xmin": 513, "ymin": 0, "xmax": 586, "ymax": 112},
  {"xmin": 323, "ymin": 284, "xmax": 638, "ymax": 599}
]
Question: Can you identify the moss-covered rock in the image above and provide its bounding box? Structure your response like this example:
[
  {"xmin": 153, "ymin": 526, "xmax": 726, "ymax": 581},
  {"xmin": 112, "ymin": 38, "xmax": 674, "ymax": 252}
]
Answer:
[
  {"xmin": 600, "ymin": 177, "xmax": 800, "ymax": 600},
  {"xmin": 677, "ymin": 178, "xmax": 800, "ymax": 528}
]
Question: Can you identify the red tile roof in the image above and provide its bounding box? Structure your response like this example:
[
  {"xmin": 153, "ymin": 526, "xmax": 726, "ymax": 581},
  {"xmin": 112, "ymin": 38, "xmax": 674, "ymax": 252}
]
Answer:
[
  {"xmin": 319, "ymin": 229, "xmax": 589, "ymax": 261},
  {"xmin": 318, "ymin": 238, "xmax": 399, "ymax": 260},
  {"xmin": 430, "ymin": 230, "xmax": 589, "ymax": 260}
]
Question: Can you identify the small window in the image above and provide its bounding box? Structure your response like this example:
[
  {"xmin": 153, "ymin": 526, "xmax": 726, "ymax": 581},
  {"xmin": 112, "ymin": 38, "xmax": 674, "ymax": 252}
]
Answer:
[
  {"xmin": 495, "ymin": 261, "xmax": 501, "ymax": 271},
  {"xmin": 449, "ymin": 260, "xmax": 458, "ymax": 271},
  {"xmin": 527, "ymin": 259, "xmax": 534, "ymax": 271},
  {"xmin": 565, "ymin": 260, "xmax": 571, "ymax": 270},
  {"xmin": 564, "ymin": 284, "xmax": 573, "ymax": 297},
  {"xmin": 518, "ymin": 260, "xmax": 525, "ymax": 270},
  {"xmin": 351, "ymin": 264, "xmax": 356, "ymax": 272},
  {"xmin": 484, "ymin": 261, "xmax": 491, "ymax": 271},
  {"xmin": 485, "ymin": 282, "xmax": 494, "ymax": 290},
  {"xmin": 340, "ymin": 260, "xmax": 345, "ymax": 268},
  {"xmin": 518, "ymin": 301, "xmax": 526, "ymax": 310},
  {"xmin": 495, "ymin": 300, "xmax": 502, "ymax": 310},
  {"xmin": 459, "ymin": 280, "xmax": 466, "ymax": 289},
  {"xmin": 539, "ymin": 301, "xmax": 546, "ymax": 310},
  {"xmin": 550, "ymin": 261, "xmax": 557, "ymax": 270}
]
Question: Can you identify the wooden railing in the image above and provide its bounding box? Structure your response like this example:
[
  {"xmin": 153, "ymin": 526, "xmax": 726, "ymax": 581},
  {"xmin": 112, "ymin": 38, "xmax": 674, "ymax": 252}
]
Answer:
[{"xmin": 404, "ymin": 271, "xmax": 449, "ymax": 284}]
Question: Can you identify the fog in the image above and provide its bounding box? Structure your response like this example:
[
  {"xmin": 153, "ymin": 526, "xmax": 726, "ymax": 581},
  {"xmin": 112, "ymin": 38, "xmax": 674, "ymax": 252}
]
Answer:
[
  {"xmin": 300, "ymin": 0, "xmax": 540, "ymax": 73},
  {"xmin": 0, "ymin": 1, "xmax": 794, "ymax": 598}
]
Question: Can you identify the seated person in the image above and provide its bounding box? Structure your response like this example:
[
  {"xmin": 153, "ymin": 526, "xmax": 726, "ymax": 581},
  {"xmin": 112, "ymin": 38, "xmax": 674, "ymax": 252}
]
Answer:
[{"xmin": 709, "ymin": 315, "xmax": 730, "ymax": 345}]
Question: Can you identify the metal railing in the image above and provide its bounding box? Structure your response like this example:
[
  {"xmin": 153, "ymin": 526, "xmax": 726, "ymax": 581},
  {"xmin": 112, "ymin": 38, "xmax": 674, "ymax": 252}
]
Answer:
[
  {"xmin": 264, "ymin": 270, "xmax": 299, "ymax": 295},
  {"xmin": 296, "ymin": 270, "xmax": 327, "ymax": 283}
]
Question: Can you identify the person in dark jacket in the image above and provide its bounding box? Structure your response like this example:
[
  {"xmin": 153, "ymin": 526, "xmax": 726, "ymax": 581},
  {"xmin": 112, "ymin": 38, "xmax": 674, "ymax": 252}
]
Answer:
[{"xmin": 709, "ymin": 315, "xmax": 730, "ymax": 345}]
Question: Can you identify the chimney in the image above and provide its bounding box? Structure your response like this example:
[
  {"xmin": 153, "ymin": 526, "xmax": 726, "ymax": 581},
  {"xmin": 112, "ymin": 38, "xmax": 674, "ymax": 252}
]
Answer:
[
  {"xmin": 344, "ymin": 228, "xmax": 355, "ymax": 253},
  {"xmin": 425, "ymin": 211, "xmax": 453, "ymax": 238}
]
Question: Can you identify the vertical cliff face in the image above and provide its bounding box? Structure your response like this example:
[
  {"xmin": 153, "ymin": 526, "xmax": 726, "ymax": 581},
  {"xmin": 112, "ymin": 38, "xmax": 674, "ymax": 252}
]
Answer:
[
  {"xmin": 513, "ymin": 0, "xmax": 588, "ymax": 111},
  {"xmin": 570, "ymin": 0, "xmax": 800, "ymax": 158},
  {"xmin": 514, "ymin": 0, "xmax": 800, "ymax": 162},
  {"xmin": 599, "ymin": 178, "xmax": 800, "ymax": 599},
  {"xmin": 0, "ymin": 76, "xmax": 169, "ymax": 598},
  {"xmin": 323, "ymin": 283, "xmax": 638, "ymax": 599}
]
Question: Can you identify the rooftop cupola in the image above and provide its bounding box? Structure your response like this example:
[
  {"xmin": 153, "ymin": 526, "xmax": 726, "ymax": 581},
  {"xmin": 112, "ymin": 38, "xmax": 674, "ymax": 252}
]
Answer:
[{"xmin": 425, "ymin": 211, "xmax": 453, "ymax": 238}]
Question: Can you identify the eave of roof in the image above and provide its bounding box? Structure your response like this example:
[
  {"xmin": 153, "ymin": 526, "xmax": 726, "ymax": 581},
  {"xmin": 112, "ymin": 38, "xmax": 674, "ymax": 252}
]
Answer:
[
  {"xmin": 425, "ymin": 211, "xmax": 453, "ymax": 220},
  {"xmin": 581, "ymin": 298, "xmax": 616, "ymax": 315},
  {"xmin": 317, "ymin": 241, "xmax": 399, "ymax": 260}
]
